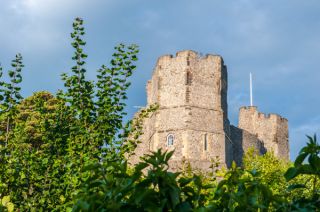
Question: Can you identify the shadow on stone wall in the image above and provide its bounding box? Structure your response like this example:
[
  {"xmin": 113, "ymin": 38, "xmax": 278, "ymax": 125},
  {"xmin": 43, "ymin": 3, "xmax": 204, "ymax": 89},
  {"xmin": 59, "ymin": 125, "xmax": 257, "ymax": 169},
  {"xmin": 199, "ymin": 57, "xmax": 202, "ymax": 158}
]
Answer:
[{"xmin": 230, "ymin": 125, "xmax": 266, "ymax": 167}]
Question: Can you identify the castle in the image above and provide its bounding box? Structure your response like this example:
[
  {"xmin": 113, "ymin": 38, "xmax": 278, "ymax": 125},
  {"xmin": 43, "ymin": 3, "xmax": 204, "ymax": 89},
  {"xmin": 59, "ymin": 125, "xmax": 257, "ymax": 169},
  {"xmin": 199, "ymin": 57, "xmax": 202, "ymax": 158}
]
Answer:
[{"xmin": 130, "ymin": 50, "xmax": 289, "ymax": 171}]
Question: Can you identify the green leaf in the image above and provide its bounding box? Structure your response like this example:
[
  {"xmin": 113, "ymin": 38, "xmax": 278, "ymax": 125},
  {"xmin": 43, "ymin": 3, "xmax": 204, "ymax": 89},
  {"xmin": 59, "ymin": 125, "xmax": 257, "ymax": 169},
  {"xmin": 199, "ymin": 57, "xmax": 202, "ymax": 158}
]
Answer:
[
  {"xmin": 287, "ymin": 184, "xmax": 306, "ymax": 191},
  {"xmin": 308, "ymin": 154, "xmax": 320, "ymax": 170},
  {"xmin": 169, "ymin": 187, "xmax": 181, "ymax": 208},
  {"xmin": 7, "ymin": 202, "xmax": 14, "ymax": 212},
  {"xmin": 164, "ymin": 150, "xmax": 174, "ymax": 163},
  {"xmin": 1, "ymin": 196, "xmax": 10, "ymax": 205},
  {"xmin": 284, "ymin": 167, "xmax": 298, "ymax": 181},
  {"xmin": 297, "ymin": 164, "xmax": 314, "ymax": 175},
  {"xmin": 294, "ymin": 152, "xmax": 308, "ymax": 166},
  {"xmin": 8, "ymin": 71, "xmax": 14, "ymax": 77},
  {"xmin": 178, "ymin": 177, "xmax": 193, "ymax": 187}
]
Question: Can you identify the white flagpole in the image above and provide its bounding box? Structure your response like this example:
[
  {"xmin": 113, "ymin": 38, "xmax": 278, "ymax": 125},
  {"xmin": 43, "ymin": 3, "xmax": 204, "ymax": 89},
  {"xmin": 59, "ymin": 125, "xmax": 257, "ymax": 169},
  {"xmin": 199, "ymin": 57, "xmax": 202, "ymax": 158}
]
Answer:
[{"xmin": 250, "ymin": 72, "xmax": 253, "ymax": 106}]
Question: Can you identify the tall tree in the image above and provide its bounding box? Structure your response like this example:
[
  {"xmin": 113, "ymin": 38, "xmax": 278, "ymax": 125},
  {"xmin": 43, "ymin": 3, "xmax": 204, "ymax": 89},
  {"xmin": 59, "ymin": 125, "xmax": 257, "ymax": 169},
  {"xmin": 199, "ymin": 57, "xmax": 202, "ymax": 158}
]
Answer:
[
  {"xmin": 0, "ymin": 54, "xmax": 24, "ymax": 146},
  {"xmin": 95, "ymin": 43, "xmax": 139, "ymax": 155},
  {"xmin": 61, "ymin": 17, "xmax": 94, "ymax": 127}
]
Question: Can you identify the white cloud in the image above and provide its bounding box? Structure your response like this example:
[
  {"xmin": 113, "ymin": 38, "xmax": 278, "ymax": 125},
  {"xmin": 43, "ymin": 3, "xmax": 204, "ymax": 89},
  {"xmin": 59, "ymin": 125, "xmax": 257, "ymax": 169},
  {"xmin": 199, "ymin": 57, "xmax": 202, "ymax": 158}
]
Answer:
[
  {"xmin": 0, "ymin": 0, "xmax": 116, "ymax": 53},
  {"xmin": 9, "ymin": 0, "xmax": 88, "ymax": 16}
]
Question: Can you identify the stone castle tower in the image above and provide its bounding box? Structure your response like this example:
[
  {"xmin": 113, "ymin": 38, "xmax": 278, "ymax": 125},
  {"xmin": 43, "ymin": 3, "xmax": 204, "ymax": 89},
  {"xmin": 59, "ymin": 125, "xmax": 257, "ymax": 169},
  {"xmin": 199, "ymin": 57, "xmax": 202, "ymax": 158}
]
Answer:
[{"xmin": 130, "ymin": 50, "xmax": 289, "ymax": 170}]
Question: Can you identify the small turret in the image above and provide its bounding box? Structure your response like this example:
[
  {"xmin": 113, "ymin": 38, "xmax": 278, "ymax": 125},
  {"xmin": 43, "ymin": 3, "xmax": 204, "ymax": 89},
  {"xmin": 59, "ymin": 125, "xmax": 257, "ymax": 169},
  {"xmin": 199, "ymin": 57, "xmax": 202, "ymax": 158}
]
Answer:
[{"xmin": 238, "ymin": 106, "xmax": 289, "ymax": 160}]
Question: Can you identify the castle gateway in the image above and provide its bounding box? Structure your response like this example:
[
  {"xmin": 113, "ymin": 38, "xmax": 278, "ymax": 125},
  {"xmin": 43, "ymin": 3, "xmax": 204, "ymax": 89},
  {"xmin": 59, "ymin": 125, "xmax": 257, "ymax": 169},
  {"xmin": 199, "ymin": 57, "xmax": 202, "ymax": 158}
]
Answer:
[{"xmin": 130, "ymin": 50, "xmax": 289, "ymax": 171}]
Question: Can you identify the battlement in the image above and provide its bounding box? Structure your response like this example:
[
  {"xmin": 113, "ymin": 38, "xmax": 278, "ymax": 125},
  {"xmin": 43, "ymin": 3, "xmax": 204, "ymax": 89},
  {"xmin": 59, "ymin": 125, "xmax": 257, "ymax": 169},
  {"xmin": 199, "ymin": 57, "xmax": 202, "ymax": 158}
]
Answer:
[
  {"xmin": 156, "ymin": 50, "xmax": 224, "ymax": 68},
  {"xmin": 239, "ymin": 106, "xmax": 287, "ymax": 123}
]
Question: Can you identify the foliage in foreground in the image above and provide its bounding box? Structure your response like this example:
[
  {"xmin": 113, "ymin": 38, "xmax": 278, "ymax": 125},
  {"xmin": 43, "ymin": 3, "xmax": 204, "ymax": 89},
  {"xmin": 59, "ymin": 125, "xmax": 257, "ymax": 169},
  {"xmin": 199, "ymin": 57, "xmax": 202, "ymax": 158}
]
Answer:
[
  {"xmin": 0, "ymin": 18, "xmax": 319, "ymax": 211},
  {"xmin": 73, "ymin": 135, "xmax": 320, "ymax": 211}
]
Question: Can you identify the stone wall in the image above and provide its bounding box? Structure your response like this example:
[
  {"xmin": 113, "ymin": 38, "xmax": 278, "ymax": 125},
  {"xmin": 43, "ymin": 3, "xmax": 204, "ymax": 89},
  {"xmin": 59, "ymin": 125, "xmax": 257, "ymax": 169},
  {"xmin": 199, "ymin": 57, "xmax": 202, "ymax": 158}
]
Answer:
[
  {"xmin": 230, "ymin": 125, "xmax": 266, "ymax": 166},
  {"xmin": 238, "ymin": 106, "xmax": 289, "ymax": 160},
  {"xmin": 130, "ymin": 50, "xmax": 289, "ymax": 172}
]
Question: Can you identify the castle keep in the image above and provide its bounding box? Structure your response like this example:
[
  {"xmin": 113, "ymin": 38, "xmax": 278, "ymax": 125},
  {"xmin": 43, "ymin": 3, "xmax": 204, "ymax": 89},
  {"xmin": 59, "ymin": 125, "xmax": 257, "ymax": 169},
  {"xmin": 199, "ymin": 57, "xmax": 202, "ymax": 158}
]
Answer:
[{"xmin": 131, "ymin": 50, "xmax": 289, "ymax": 170}]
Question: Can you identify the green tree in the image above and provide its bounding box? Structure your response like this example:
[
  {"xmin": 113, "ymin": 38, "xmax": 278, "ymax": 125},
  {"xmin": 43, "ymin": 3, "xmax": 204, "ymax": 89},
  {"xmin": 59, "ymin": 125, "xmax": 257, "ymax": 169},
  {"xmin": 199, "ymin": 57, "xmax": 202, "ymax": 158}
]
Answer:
[
  {"xmin": 0, "ymin": 54, "xmax": 24, "ymax": 145},
  {"xmin": 208, "ymin": 164, "xmax": 276, "ymax": 211},
  {"xmin": 95, "ymin": 43, "xmax": 139, "ymax": 158},
  {"xmin": 0, "ymin": 18, "xmax": 142, "ymax": 211},
  {"xmin": 243, "ymin": 149, "xmax": 290, "ymax": 196},
  {"xmin": 284, "ymin": 135, "xmax": 320, "ymax": 210},
  {"xmin": 61, "ymin": 17, "xmax": 94, "ymax": 126},
  {"xmin": 0, "ymin": 92, "xmax": 69, "ymax": 209}
]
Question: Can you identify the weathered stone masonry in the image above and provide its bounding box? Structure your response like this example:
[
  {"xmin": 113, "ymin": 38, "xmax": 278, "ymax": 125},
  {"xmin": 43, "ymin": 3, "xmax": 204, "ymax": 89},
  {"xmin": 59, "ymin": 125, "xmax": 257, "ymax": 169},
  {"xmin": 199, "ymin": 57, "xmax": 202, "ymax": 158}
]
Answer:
[{"xmin": 130, "ymin": 50, "xmax": 289, "ymax": 171}]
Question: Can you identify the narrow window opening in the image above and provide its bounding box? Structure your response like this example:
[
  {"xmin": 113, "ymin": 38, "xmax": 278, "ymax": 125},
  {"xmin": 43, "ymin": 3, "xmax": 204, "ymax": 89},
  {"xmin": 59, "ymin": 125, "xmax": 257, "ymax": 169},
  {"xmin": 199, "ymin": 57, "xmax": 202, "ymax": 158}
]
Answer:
[
  {"xmin": 167, "ymin": 134, "xmax": 174, "ymax": 146},
  {"xmin": 204, "ymin": 134, "xmax": 208, "ymax": 151}
]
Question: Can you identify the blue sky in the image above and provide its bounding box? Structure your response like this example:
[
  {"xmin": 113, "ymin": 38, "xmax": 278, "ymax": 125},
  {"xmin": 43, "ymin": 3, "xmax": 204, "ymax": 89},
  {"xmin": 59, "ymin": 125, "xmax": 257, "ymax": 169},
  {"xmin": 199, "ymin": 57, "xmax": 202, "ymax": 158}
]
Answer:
[{"xmin": 1, "ymin": 0, "xmax": 319, "ymax": 160}]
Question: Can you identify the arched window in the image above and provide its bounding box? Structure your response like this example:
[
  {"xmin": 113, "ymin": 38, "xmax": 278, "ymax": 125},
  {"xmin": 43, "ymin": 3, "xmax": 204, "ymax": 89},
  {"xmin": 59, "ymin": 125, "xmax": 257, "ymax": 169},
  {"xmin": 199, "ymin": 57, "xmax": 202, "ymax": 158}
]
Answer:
[
  {"xmin": 167, "ymin": 134, "xmax": 174, "ymax": 146},
  {"xmin": 204, "ymin": 134, "xmax": 208, "ymax": 151}
]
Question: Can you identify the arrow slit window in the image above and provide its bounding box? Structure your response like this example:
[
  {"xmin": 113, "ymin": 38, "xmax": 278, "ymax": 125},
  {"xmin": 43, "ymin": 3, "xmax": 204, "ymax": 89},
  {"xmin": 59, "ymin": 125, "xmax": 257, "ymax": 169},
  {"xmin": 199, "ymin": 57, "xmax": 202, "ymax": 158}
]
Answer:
[{"xmin": 204, "ymin": 134, "xmax": 208, "ymax": 151}]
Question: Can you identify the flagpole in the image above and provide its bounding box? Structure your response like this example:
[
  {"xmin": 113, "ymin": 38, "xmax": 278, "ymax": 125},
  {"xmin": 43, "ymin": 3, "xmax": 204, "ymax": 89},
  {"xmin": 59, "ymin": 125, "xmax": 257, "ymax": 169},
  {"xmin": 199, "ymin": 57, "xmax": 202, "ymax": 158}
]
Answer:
[{"xmin": 250, "ymin": 72, "xmax": 253, "ymax": 106}]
